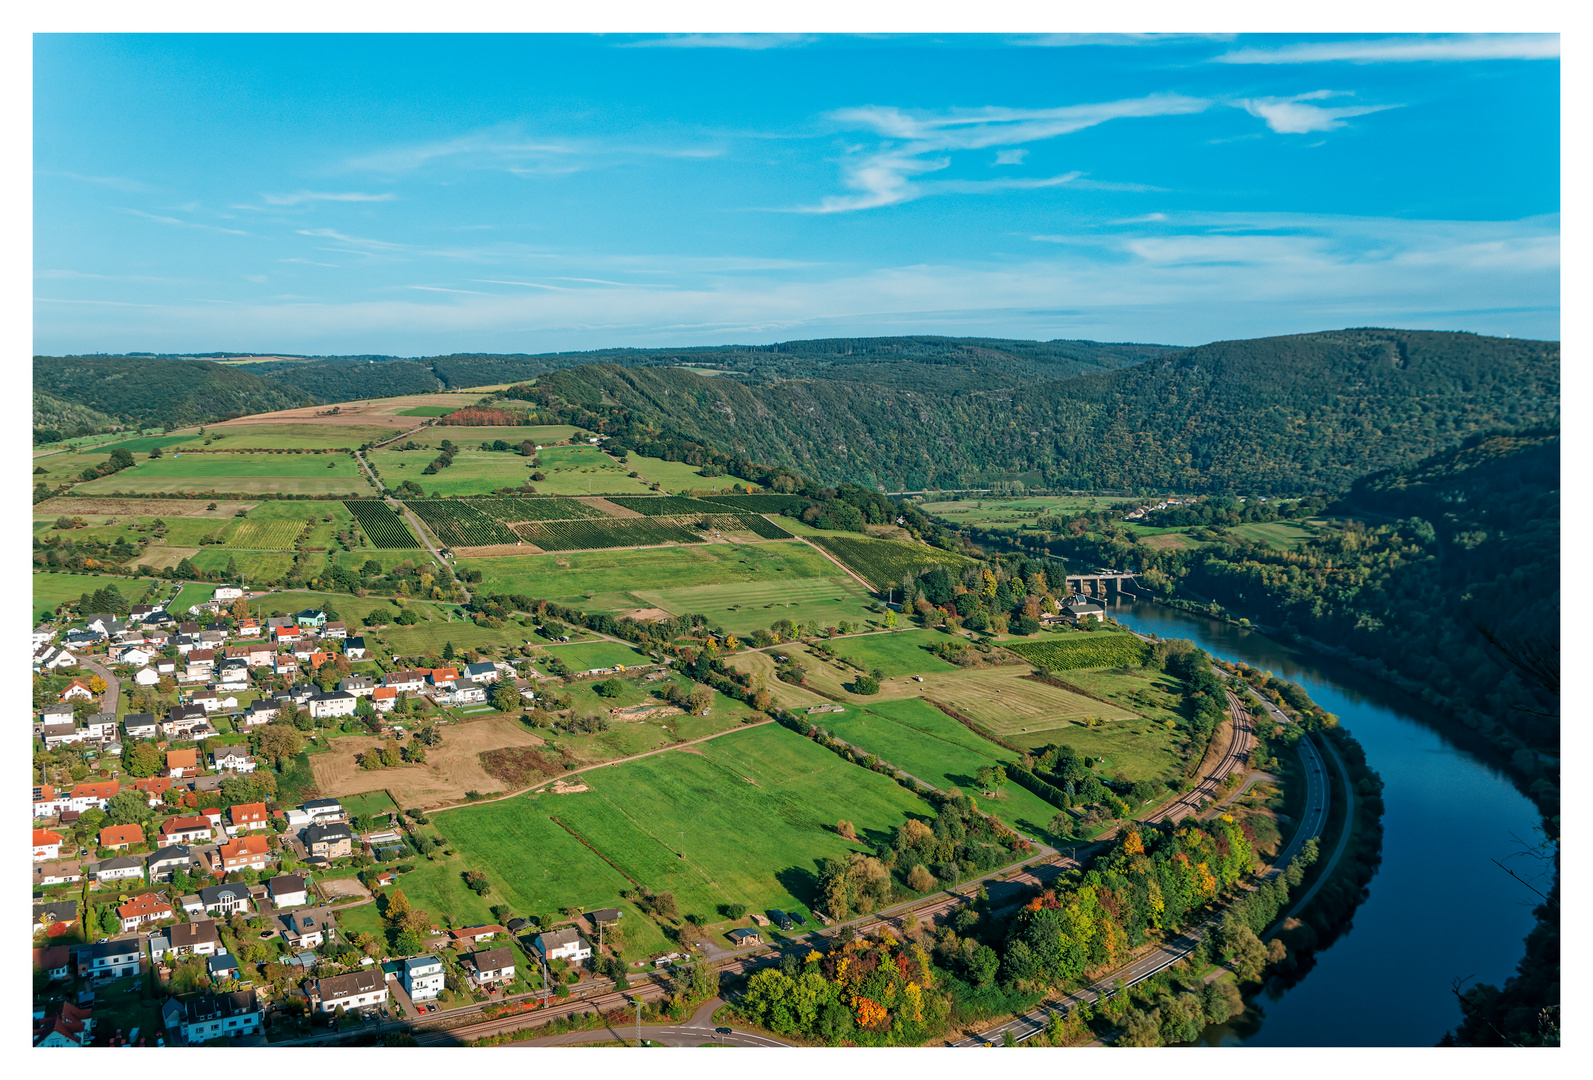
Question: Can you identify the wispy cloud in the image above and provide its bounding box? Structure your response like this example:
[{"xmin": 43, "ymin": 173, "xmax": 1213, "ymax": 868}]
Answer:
[
  {"xmin": 619, "ymin": 34, "xmax": 816, "ymax": 50},
  {"xmin": 810, "ymin": 94, "xmax": 1208, "ymax": 211},
  {"xmin": 121, "ymin": 208, "xmax": 248, "ymax": 235},
  {"xmin": 1236, "ymin": 91, "xmax": 1400, "ymax": 134},
  {"xmin": 261, "ymin": 190, "xmax": 398, "ymax": 207},
  {"xmin": 296, "ymin": 227, "xmax": 405, "ymax": 251},
  {"xmin": 1217, "ymin": 34, "xmax": 1558, "ymax": 65},
  {"xmin": 993, "ymin": 149, "xmax": 1027, "ymax": 166},
  {"xmin": 342, "ymin": 125, "xmax": 722, "ymax": 177},
  {"xmin": 1017, "ymin": 33, "xmax": 1234, "ymax": 48},
  {"xmin": 41, "ymin": 171, "xmax": 152, "ymax": 192}
]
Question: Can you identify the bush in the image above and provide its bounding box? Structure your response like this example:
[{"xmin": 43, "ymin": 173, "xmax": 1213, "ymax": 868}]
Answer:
[{"xmin": 851, "ymin": 674, "xmax": 880, "ymax": 695}]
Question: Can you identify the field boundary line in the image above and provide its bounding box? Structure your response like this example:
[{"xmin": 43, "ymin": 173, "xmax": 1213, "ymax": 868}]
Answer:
[
  {"xmin": 547, "ymin": 816, "xmax": 646, "ymax": 890},
  {"xmin": 920, "ymin": 696, "xmax": 1026, "ymax": 754},
  {"xmin": 791, "ymin": 536, "xmax": 877, "ymax": 593}
]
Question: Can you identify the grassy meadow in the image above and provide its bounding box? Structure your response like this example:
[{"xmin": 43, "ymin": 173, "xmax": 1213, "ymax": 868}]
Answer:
[{"xmin": 76, "ymin": 452, "xmax": 367, "ymax": 495}]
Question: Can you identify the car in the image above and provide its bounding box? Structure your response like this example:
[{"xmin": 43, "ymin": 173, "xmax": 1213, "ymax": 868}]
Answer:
[{"xmin": 716, "ymin": 1026, "xmax": 732, "ymax": 1035}]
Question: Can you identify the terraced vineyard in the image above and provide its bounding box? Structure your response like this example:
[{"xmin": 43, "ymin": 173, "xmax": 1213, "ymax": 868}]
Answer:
[
  {"xmin": 605, "ymin": 495, "xmax": 726, "ymax": 516},
  {"xmin": 405, "ymin": 500, "xmax": 520, "ymax": 547},
  {"xmin": 465, "ymin": 496, "xmax": 609, "ymax": 521},
  {"xmin": 343, "ymin": 500, "xmax": 420, "ymax": 548},
  {"xmin": 1002, "ymin": 632, "xmax": 1152, "ymax": 671},
  {"xmin": 512, "ymin": 518, "xmax": 705, "ymax": 551},
  {"xmin": 226, "ymin": 518, "xmax": 303, "ymax": 549},
  {"xmin": 701, "ymin": 493, "xmax": 813, "ymax": 514},
  {"xmin": 811, "ymin": 533, "xmax": 977, "ymax": 591}
]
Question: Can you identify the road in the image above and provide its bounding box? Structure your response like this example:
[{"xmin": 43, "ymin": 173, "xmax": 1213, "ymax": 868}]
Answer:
[
  {"xmin": 75, "ymin": 654, "xmax": 121, "ymax": 716},
  {"xmin": 452, "ymin": 998, "xmax": 791, "ymax": 1048}
]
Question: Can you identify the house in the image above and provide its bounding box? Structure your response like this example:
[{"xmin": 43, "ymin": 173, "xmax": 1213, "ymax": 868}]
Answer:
[
  {"xmin": 301, "ymin": 798, "xmax": 346, "ymax": 822},
  {"xmin": 99, "ymin": 823, "xmax": 144, "ymax": 851},
  {"xmin": 242, "ymin": 699, "xmax": 280, "ymax": 726},
  {"xmin": 111, "ymin": 645, "xmax": 154, "ymax": 666},
  {"xmin": 274, "ymin": 655, "xmax": 298, "ymax": 678},
  {"xmin": 83, "ymin": 713, "xmax": 117, "ymax": 740},
  {"xmin": 59, "ymin": 679, "xmax": 95, "ymax": 701},
  {"xmin": 190, "ymin": 690, "xmax": 220, "ymax": 713},
  {"xmin": 1057, "ymin": 595, "xmax": 1107, "ymax": 626},
  {"xmin": 91, "ymin": 855, "xmax": 146, "ymax": 883},
  {"xmin": 402, "ymin": 955, "xmax": 444, "ymax": 1001},
  {"xmin": 383, "ymin": 669, "xmax": 426, "ymax": 693},
  {"xmin": 272, "ymin": 625, "xmax": 302, "ymax": 646},
  {"xmin": 35, "ymin": 646, "xmax": 78, "ymax": 671},
  {"xmin": 242, "ymin": 643, "xmax": 275, "ymax": 667},
  {"xmin": 266, "ymin": 874, "xmax": 309, "ymax": 908},
  {"xmin": 33, "ymin": 899, "xmax": 79, "ymax": 933},
  {"xmin": 214, "ymin": 585, "xmax": 245, "ymax": 602},
  {"xmin": 345, "ymin": 636, "xmax": 367, "ymax": 659},
  {"xmin": 130, "ymin": 666, "xmax": 160, "ymax": 687},
  {"xmin": 726, "ymin": 928, "xmax": 764, "ymax": 947},
  {"xmin": 216, "ymin": 834, "xmax": 271, "ymax": 873},
  {"xmin": 339, "ymin": 674, "xmax": 376, "ymax": 698},
  {"xmin": 133, "ymin": 776, "xmax": 175, "ymax": 806},
  {"xmin": 371, "ymin": 686, "xmax": 397, "ymax": 712},
  {"xmin": 218, "ymin": 660, "xmax": 249, "ymax": 686},
  {"xmin": 207, "ymin": 953, "xmax": 240, "ymax": 981},
  {"xmin": 167, "ymin": 748, "xmax": 200, "ymax": 778},
  {"xmin": 532, "ymin": 928, "xmax": 592, "ymax": 962},
  {"xmin": 323, "ymin": 621, "xmax": 347, "ymax": 639},
  {"xmin": 307, "ymin": 691, "xmax": 357, "ymax": 720},
  {"xmin": 293, "ymin": 642, "xmax": 316, "ymax": 662},
  {"xmin": 34, "ymin": 623, "xmax": 58, "ymax": 646},
  {"xmin": 437, "ymin": 679, "xmax": 487, "ymax": 705},
  {"xmin": 451, "ymin": 924, "xmax": 508, "ymax": 946},
  {"xmin": 39, "ymin": 704, "xmax": 75, "ymax": 728},
  {"xmin": 67, "ymin": 780, "xmax": 120, "ymax": 812},
  {"xmin": 278, "ymin": 906, "xmax": 335, "ymax": 949},
  {"xmin": 167, "ymin": 919, "xmax": 224, "ymax": 958},
  {"xmin": 31, "ymin": 784, "xmax": 69, "ymax": 819},
  {"xmin": 466, "ymin": 947, "xmax": 516, "ymax": 986},
  {"xmin": 33, "ymin": 828, "xmax": 64, "ymax": 862},
  {"xmin": 147, "ymin": 845, "xmax": 196, "ymax": 883},
  {"xmin": 303, "ymin": 822, "xmax": 352, "ymax": 859},
  {"xmin": 79, "ymin": 938, "xmax": 142, "ymax": 979},
  {"xmin": 212, "ymin": 747, "xmax": 256, "ymax": 774},
  {"xmin": 295, "ymin": 609, "xmax": 327, "ymax": 630},
  {"xmin": 119, "ymin": 891, "xmax": 175, "ymax": 931},
  {"xmin": 311, "ymin": 969, "xmax": 387, "ymax": 1013},
  {"xmin": 156, "ymin": 658, "xmax": 177, "ymax": 675},
  {"xmin": 165, "ymin": 705, "xmax": 210, "ymax": 737},
  {"xmin": 123, "ymin": 712, "xmax": 158, "ymax": 739},
  {"xmin": 463, "ymin": 661, "xmax": 500, "ymax": 684},
  {"xmin": 42, "ymin": 724, "xmax": 86, "ymax": 750},
  {"xmin": 34, "ymin": 1001, "xmax": 94, "ymax": 1046},
  {"xmin": 161, "ymin": 989, "xmax": 263, "ymax": 1045},
  {"xmin": 588, "ymin": 907, "xmax": 624, "ymax": 927},
  {"xmin": 237, "ymin": 618, "xmax": 261, "ymax": 637},
  {"xmin": 229, "ymin": 802, "xmax": 270, "ymax": 831},
  {"xmin": 198, "ymin": 882, "xmax": 252, "ymax": 916},
  {"xmin": 426, "ymin": 667, "xmax": 460, "ymax": 686},
  {"xmin": 34, "ymin": 945, "xmax": 73, "ymax": 982},
  {"xmin": 33, "ymin": 861, "xmax": 83, "ymax": 888},
  {"xmin": 160, "ymin": 815, "xmax": 214, "ymax": 845}
]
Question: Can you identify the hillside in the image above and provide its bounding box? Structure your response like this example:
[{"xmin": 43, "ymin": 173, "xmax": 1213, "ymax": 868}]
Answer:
[
  {"xmin": 32, "ymin": 356, "xmax": 311, "ymax": 430},
  {"xmin": 32, "ymin": 390, "xmax": 122, "ymax": 442},
  {"xmin": 535, "ymin": 329, "xmax": 1559, "ymax": 494}
]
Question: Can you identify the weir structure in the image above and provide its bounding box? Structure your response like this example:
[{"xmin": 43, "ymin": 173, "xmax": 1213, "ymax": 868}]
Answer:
[{"xmin": 1064, "ymin": 571, "xmax": 1140, "ymax": 599}]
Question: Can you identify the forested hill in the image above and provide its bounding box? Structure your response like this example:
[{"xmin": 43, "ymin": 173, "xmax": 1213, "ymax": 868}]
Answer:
[
  {"xmin": 538, "ymin": 329, "xmax": 1559, "ymax": 494},
  {"xmin": 32, "ymin": 356, "xmax": 311, "ymax": 431}
]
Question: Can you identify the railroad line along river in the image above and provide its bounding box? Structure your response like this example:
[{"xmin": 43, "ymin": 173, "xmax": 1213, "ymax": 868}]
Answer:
[{"xmin": 1110, "ymin": 600, "xmax": 1545, "ymax": 1047}]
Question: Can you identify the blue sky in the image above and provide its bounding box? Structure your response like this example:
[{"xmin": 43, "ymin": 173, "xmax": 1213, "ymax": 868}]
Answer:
[{"xmin": 33, "ymin": 33, "xmax": 1560, "ymax": 354}]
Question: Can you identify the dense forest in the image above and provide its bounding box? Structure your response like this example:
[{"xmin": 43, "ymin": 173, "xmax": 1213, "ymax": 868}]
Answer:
[{"xmin": 32, "ymin": 356, "xmax": 311, "ymax": 434}]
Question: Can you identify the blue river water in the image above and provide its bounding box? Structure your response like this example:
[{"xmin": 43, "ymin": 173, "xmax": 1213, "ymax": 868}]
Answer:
[{"xmin": 1109, "ymin": 600, "xmax": 1545, "ymax": 1046}]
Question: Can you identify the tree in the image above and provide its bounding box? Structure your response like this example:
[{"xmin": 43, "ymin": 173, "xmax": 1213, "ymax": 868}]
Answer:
[
  {"xmin": 88, "ymin": 675, "xmax": 108, "ymax": 696},
  {"xmin": 105, "ymin": 790, "xmax": 149, "ymax": 826},
  {"xmin": 687, "ymin": 685, "xmax": 713, "ymax": 714},
  {"xmin": 121, "ymin": 740, "xmax": 164, "ymax": 778},
  {"xmin": 968, "ymin": 945, "xmax": 999, "ymax": 986},
  {"xmin": 836, "ymin": 820, "xmax": 856, "ymax": 841},
  {"xmin": 851, "ymin": 674, "xmax": 880, "ymax": 695},
  {"xmin": 257, "ymin": 723, "xmax": 303, "ymax": 767},
  {"xmin": 491, "ymin": 680, "xmax": 520, "ymax": 713},
  {"xmin": 593, "ymin": 678, "xmax": 626, "ymax": 699},
  {"xmin": 442, "ymin": 641, "xmax": 455, "ymax": 661},
  {"xmin": 906, "ymin": 864, "xmax": 937, "ymax": 893}
]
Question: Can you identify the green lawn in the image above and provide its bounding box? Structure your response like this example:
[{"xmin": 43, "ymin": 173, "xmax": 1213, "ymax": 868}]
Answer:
[
  {"xmin": 630, "ymin": 575, "xmax": 875, "ymax": 637},
  {"xmin": 620, "ymin": 453, "xmax": 750, "ymax": 495},
  {"xmin": 827, "ymin": 629, "xmax": 962, "ymax": 677},
  {"xmin": 77, "ymin": 451, "xmax": 366, "ymax": 495},
  {"xmin": 33, "ymin": 571, "xmax": 163, "ymax": 613},
  {"xmin": 172, "ymin": 582, "xmax": 217, "ymax": 610},
  {"xmin": 535, "ymin": 640, "xmax": 650, "ymax": 673},
  {"xmin": 467, "ymin": 541, "xmax": 837, "ymax": 609},
  {"xmin": 440, "ymin": 725, "xmax": 932, "ymax": 930},
  {"xmin": 1228, "ymin": 521, "xmax": 1316, "ymax": 550},
  {"xmin": 342, "ymin": 791, "xmax": 399, "ymax": 818},
  {"xmin": 821, "ymin": 698, "xmax": 1065, "ymax": 839},
  {"xmin": 410, "ymin": 425, "xmax": 581, "ymax": 447}
]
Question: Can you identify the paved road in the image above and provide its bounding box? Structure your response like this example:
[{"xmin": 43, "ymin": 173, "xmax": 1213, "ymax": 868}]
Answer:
[{"xmin": 75, "ymin": 654, "xmax": 121, "ymax": 716}]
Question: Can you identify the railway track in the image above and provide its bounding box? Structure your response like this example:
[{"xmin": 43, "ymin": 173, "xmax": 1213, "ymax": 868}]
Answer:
[{"xmin": 1142, "ymin": 689, "xmax": 1253, "ymax": 826}]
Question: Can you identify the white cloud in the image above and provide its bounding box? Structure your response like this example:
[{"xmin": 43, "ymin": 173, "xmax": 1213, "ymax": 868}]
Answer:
[
  {"xmin": 120, "ymin": 208, "xmax": 248, "ymax": 236},
  {"xmin": 1017, "ymin": 33, "xmax": 1234, "ymax": 48},
  {"xmin": 813, "ymin": 94, "xmax": 1209, "ymax": 211},
  {"xmin": 1217, "ymin": 34, "xmax": 1559, "ymax": 65},
  {"xmin": 993, "ymin": 149, "xmax": 1028, "ymax": 166},
  {"xmin": 1236, "ymin": 91, "xmax": 1400, "ymax": 134},
  {"xmin": 342, "ymin": 125, "xmax": 722, "ymax": 176},
  {"xmin": 261, "ymin": 191, "xmax": 398, "ymax": 207}
]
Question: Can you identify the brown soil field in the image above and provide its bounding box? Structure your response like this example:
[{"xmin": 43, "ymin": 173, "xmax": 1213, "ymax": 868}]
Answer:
[
  {"xmin": 616, "ymin": 607, "xmax": 672, "ymax": 622},
  {"xmin": 576, "ymin": 496, "xmax": 640, "ymax": 518},
  {"xmin": 35, "ymin": 497, "xmax": 257, "ymax": 518},
  {"xmin": 311, "ymin": 714, "xmax": 547, "ymax": 808},
  {"xmin": 213, "ymin": 393, "xmax": 484, "ymax": 430},
  {"xmin": 453, "ymin": 543, "xmax": 547, "ymax": 557},
  {"xmin": 131, "ymin": 545, "xmax": 202, "ymax": 570}
]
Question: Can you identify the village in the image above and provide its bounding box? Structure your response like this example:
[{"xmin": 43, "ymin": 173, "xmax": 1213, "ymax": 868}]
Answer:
[{"xmin": 29, "ymin": 585, "xmax": 630, "ymax": 1047}]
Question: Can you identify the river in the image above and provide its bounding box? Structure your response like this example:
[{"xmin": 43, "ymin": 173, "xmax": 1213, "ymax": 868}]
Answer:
[{"xmin": 1109, "ymin": 600, "xmax": 1546, "ymax": 1047}]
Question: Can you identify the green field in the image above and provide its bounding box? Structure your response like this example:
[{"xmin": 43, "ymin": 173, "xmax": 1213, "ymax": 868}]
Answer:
[
  {"xmin": 810, "ymin": 534, "xmax": 977, "ymax": 591},
  {"xmin": 820, "ymin": 698, "xmax": 1064, "ymax": 838},
  {"xmin": 202, "ymin": 424, "xmax": 397, "ymax": 450},
  {"xmin": 191, "ymin": 548, "xmax": 307, "ymax": 584},
  {"xmin": 630, "ymin": 575, "xmax": 875, "ymax": 637},
  {"xmin": 1229, "ymin": 521, "xmax": 1317, "ymax": 550},
  {"xmin": 171, "ymin": 582, "xmax": 217, "ymax": 610},
  {"xmin": 227, "ymin": 517, "xmax": 305, "ymax": 548},
  {"xmin": 398, "ymin": 406, "xmax": 456, "ymax": 417},
  {"xmin": 620, "ymin": 453, "xmax": 749, "ymax": 494},
  {"xmin": 341, "ymin": 791, "xmax": 399, "ymax": 818},
  {"xmin": 410, "ymin": 425, "xmax": 580, "ymax": 447},
  {"xmin": 369, "ymin": 448, "xmax": 538, "ymax": 497},
  {"xmin": 93, "ymin": 435, "xmax": 202, "ymax": 455},
  {"xmin": 532, "ymin": 445, "xmax": 656, "ymax": 496},
  {"xmin": 467, "ymin": 542, "xmax": 839, "ymax": 610},
  {"xmin": 536, "ymin": 640, "xmax": 650, "ymax": 673},
  {"xmin": 440, "ymin": 725, "xmax": 933, "ymax": 927},
  {"xmin": 76, "ymin": 452, "xmax": 366, "ymax": 495},
  {"xmin": 33, "ymin": 572, "xmax": 163, "ymax": 613},
  {"xmin": 919, "ymin": 495, "xmax": 1131, "ymax": 528},
  {"xmin": 827, "ymin": 629, "xmax": 962, "ymax": 677},
  {"xmin": 1002, "ymin": 632, "xmax": 1152, "ymax": 671}
]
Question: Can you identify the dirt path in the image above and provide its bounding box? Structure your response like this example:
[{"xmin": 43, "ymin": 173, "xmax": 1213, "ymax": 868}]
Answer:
[{"xmin": 792, "ymin": 536, "xmax": 877, "ymax": 593}]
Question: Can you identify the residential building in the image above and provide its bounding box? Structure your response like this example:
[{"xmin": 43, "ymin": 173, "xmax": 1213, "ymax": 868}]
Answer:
[
  {"xmin": 160, "ymin": 815, "xmax": 214, "ymax": 845},
  {"xmin": 308, "ymin": 691, "xmax": 357, "ymax": 720},
  {"xmin": 167, "ymin": 919, "xmax": 224, "ymax": 958},
  {"xmin": 229, "ymin": 802, "xmax": 270, "ymax": 831},
  {"xmin": 41, "ymin": 724, "xmax": 86, "ymax": 750},
  {"xmin": 207, "ymin": 953, "xmax": 240, "ymax": 981},
  {"xmin": 132, "ymin": 666, "xmax": 160, "ymax": 687},
  {"xmin": 339, "ymin": 674, "xmax": 376, "ymax": 698},
  {"xmin": 191, "ymin": 690, "xmax": 220, "ymax": 713},
  {"xmin": 118, "ymin": 891, "xmax": 174, "ymax": 932},
  {"xmin": 301, "ymin": 798, "xmax": 345, "ymax": 822},
  {"xmin": 463, "ymin": 661, "xmax": 499, "ymax": 684},
  {"xmin": 266, "ymin": 874, "xmax": 309, "ymax": 908},
  {"xmin": 295, "ymin": 609, "xmax": 327, "ymax": 629},
  {"xmin": 274, "ymin": 654, "xmax": 299, "ymax": 678},
  {"xmin": 426, "ymin": 667, "xmax": 460, "ymax": 686},
  {"xmin": 311, "ymin": 969, "xmax": 387, "ymax": 1013},
  {"xmin": 147, "ymin": 845, "xmax": 195, "ymax": 883},
  {"xmin": 532, "ymin": 928, "xmax": 592, "ymax": 962},
  {"xmin": 466, "ymin": 947, "xmax": 515, "ymax": 985},
  {"xmin": 67, "ymin": 780, "xmax": 120, "ymax": 812},
  {"xmin": 166, "ymin": 748, "xmax": 200, "ymax": 778},
  {"xmin": 33, "ymin": 899, "xmax": 79, "ymax": 933},
  {"xmin": 160, "ymin": 990, "xmax": 263, "ymax": 1045},
  {"xmin": 214, "ymin": 585, "xmax": 245, "ymax": 602},
  {"xmin": 33, "ymin": 861, "xmax": 83, "ymax": 888},
  {"xmin": 237, "ymin": 618, "xmax": 261, "ymax": 637},
  {"xmin": 345, "ymin": 635, "xmax": 367, "ymax": 659},
  {"xmin": 323, "ymin": 621, "xmax": 347, "ymax": 639},
  {"xmin": 371, "ymin": 686, "xmax": 397, "ymax": 712},
  {"xmin": 216, "ymin": 835, "xmax": 271, "ymax": 873},
  {"xmin": 451, "ymin": 924, "xmax": 508, "ymax": 945},
  {"xmin": 99, "ymin": 823, "xmax": 143, "ymax": 850},
  {"xmin": 34, "ymin": 945, "xmax": 73, "ymax": 982},
  {"xmin": 89, "ymin": 855, "xmax": 144, "ymax": 883},
  {"xmin": 278, "ymin": 906, "xmax": 335, "ymax": 949},
  {"xmin": 33, "ymin": 828, "xmax": 63, "ymax": 862},
  {"xmin": 132, "ymin": 776, "xmax": 175, "ymax": 806},
  {"xmin": 59, "ymin": 679, "xmax": 95, "ymax": 701},
  {"xmin": 123, "ymin": 712, "xmax": 158, "ymax": 739},
  {"xmin": 212, "ymin": 747, "xmax": 256, "ymax": 774},
  {"xmin": 34, "ymin": 1001, "xmax": 94, "ymax": 1046},
  {"xmin": 401, "ymin": 955, "xmax": 444, "ymax": 1001},
  {"xmin": 383, "ymin": 669, "xmax": 426, "ymax": 693},
  {"xmin": 78, "ymin": 938, "xmax": 142, "ymax": 979},
  {"xmin": 197, "ymin": 882, "xmax": 252, "ymax": 917},
  {"xmin": 303, "ymin": 822, "xmax": 352, "ymax": 859}
]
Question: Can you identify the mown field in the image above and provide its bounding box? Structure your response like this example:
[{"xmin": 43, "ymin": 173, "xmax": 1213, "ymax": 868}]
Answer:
[
  {"xmin": 618, "ymin": 453, "xmax": 749, "ymax": 494},
  {"xmin": 76, "ymin": 452, "xmax": 366, "ymax": 495},
  {"xmin": 531, "ymin": 445, "xmax": 656, "ymax": 496},
  {"xmin": 33, "ymin": 571, "xmax": 164, "ymax": 613},
  {"xmin": 533, "ymin": 640, "xmax": 651, "ymax": 673},
  {"xmin": 918, "ymin": 494, "xmax": 1130, "ymax": 528},
  {"xmin": 367, "ymin": 448, "xmax": 539, "ymax": 497},
  {"xmin": 196, "ymin": 424, "xmax": 396, "ymax": 450},
  {"xmin": 826, "ymin": 629, "xmax": 962, "ymax": 677},
  {"xmin": 1002, "ymin": 632, "xmax": 1152, "ymax": 671},
  {"xmin": 629, "ymin": 575, "xmax": 876, "ymax": 637},
  {"xmin": 441, "ymin": 725, "xmax": 933, "ymax": 928},
  {"xmin": 1228, "ymin": 521, "xmax": 1317, "ymax": 550},
  {"xmin": 809, "ymin": 533, "xmax": 977, "ymax": 591}
]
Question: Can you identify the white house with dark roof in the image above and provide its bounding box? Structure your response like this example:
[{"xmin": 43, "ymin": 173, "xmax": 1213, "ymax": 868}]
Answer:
[{"xmin": 532, "ymin": 928, "xmax": 591, "ymax": 962}]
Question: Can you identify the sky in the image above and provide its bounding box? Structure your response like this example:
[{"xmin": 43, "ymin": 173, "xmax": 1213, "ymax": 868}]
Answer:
[{"xmin": 33, "ymin": 32, "xmax": 1560, "ymax": 355}]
